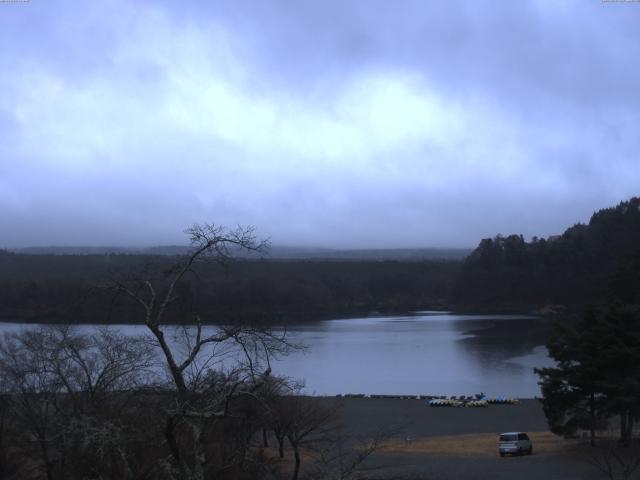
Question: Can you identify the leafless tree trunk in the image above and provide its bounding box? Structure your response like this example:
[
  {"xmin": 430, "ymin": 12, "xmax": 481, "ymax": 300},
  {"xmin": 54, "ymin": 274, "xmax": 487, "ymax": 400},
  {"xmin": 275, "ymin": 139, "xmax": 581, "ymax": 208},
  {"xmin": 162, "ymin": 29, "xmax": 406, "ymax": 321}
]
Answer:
[
  {"xmin": 587, "ymin": 431, "xmax": 640, "ymax": 480},
  {"xmin": 0, "ymin": 387, "xmax": 14, "ymax": 480},
  {"xmin": 107, "ymin": 224, "xmax": 297, "ymax": 480},
  {"xmin": 311, "ymin": 424, "xmax": 398, "ymax": 480},
  {"xmin": 0, "ymin": 325, "xmax": 157, "ymax": 480},
  {"xmin": 108, "ymin": 225, "xmax": 278, "ymax": 393},
  {"xmin": 289, "ymin": 435, "xmax": 302, "ymax": 480},
  {"xmin": 266, "ymin": 393, "xmax": 339, "ymax": 480},
  {"xmin": 277, "ymin": 432, "xmax": 286, "ymax": 458},
  {"xmin": 0, "ymin": 330, "xmax": 64, "ymax": 480}
]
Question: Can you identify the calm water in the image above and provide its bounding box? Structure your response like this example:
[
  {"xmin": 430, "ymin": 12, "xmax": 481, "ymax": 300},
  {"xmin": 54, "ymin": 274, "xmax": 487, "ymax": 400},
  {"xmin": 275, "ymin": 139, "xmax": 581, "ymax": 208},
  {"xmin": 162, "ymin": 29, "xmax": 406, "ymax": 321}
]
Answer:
[{"xmin": 0, "ymin": 312, "xmax": 553, "ymax": 398}]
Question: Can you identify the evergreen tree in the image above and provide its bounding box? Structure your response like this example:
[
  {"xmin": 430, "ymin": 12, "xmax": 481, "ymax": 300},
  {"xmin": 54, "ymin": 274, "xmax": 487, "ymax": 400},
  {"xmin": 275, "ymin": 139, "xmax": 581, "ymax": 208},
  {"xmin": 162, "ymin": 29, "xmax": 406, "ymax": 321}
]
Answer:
[
  {"xmin": 596, "ymin": 305, "xmax": 640, "ymax": 446},
  {"xmin": 536, "ymin": 311, "xmax": 609, "ymax": 446},
  {"xmin": 537, "ymin": 305, "xmax": 640, "ymax": 446}
]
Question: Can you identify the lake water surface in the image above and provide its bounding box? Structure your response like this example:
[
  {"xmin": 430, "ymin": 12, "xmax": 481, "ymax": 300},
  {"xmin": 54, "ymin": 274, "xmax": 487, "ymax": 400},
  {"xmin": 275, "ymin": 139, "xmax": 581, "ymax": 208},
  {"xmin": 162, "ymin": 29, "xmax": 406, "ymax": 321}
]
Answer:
[
  {"xmin": 280, "ymin": 312, "xmax": 553, "ymax": 397},
  {"xmin": 0, "ymin": 312, "xmax": 553, "ymax": 398}
]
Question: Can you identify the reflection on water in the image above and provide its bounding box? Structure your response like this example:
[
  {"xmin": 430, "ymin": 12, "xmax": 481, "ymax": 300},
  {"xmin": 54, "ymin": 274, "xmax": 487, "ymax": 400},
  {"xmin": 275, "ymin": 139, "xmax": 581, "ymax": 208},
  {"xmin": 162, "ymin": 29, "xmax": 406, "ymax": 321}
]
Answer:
[
  {"xmin": 279, "ymin": 313, "xmax": 554, "ymax": 397},
  {"xmin": 0, "ymin": 313, "xmax": 554, "ymax": 398}
]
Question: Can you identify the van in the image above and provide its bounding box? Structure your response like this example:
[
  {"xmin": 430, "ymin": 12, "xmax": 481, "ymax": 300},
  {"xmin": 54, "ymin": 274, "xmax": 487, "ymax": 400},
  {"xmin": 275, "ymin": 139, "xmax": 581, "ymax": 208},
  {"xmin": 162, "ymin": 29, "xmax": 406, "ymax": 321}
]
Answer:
[{"xmin": 499, "ymin": 432, "xmax": 532, "ymax": 456}]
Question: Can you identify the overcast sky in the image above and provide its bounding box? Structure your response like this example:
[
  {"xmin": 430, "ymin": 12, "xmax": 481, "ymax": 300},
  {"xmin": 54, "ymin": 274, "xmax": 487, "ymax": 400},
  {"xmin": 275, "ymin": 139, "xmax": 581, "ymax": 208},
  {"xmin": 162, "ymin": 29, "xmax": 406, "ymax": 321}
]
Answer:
[{"xmin": 1, "ymin": 0, "xmax": 639, "ymax": 249}]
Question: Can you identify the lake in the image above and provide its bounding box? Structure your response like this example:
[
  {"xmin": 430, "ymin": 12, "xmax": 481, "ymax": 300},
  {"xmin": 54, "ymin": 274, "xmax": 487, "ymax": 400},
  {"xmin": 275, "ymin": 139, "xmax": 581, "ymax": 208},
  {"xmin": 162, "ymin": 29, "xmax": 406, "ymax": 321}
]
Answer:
[{"xmin": 0, "ymin": 312, "xmax": 553, "ymax": 398}]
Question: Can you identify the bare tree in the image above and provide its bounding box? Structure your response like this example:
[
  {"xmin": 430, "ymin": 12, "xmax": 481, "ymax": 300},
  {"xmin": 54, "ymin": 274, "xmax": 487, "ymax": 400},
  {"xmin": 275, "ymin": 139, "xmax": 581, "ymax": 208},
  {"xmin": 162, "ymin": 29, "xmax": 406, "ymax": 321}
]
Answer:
[
  {"xmin": 107, "ymin": 223, "xmax": 297, "ymax": 480},
  {"xmin": 312, "ymin": 426, "xmax": 396, "ymax": 480},
  {"xmin": 0, "ymin": 377, "xmax": 18, "ymax": 480},
  {"xmin": 267, "ymin": 393, "xmax": 339, "ymax": 480},
  {"xmin": 0, "ymin": 329, "xmax": 66, "ymax": 480},
  {"xmin": 0, "ymin": 326, "xmax": 157, "ymax": 480},
  {"xmin": 109, "ymin": 224, "xmax": 277, "ymax": 395},
  {"xmin": 260, "ymin": 377, "xmax": 304, "ymax": 458},
  {"xmin": 587, "ymin": 435, "xmax": 640, "ymax": 480},
  {"xmin": 39, "ymin": 325, "xmax": 156, "ymax": 406},
  {"xmin": 265, "ymin": 391, "xmax": 395, "ymax": 480}
]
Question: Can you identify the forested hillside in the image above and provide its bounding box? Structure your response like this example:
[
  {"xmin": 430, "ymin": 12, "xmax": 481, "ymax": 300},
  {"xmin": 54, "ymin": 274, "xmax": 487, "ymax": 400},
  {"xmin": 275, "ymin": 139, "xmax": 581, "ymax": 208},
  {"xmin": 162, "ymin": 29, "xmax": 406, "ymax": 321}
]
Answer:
[
  {"xmin": 0, "ymin": 252, "xmax": 459, "ymax": 324},
  {"xmin": 3, "ymin": 197, "xmax": 639, "ymax": 323},
  {"xmin": 454, "ymin": 197, "xmax": 640, "ymax": 310}
]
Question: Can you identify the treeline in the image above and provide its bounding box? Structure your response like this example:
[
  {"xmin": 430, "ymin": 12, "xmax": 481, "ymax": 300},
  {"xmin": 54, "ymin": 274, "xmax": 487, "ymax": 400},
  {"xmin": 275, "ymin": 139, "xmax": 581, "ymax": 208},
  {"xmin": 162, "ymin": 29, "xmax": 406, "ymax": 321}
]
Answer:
[
  {"xmin": 0, "ymin": 226, "xmax": 392, "ymax": 480},
  {"xmin": 454, "ymin": 197, "xmax": 640, "ymax": 310},
  {"xmin": 4, "ymin": 196, "xmax": 639, "ymax": 323},
  {"xmin": 453, "ymin": 198, "xmax": 640, "ymax": 462},
  {"xmin": 0, "ymin": 250, "xmax": 460, "ymax": 324}
]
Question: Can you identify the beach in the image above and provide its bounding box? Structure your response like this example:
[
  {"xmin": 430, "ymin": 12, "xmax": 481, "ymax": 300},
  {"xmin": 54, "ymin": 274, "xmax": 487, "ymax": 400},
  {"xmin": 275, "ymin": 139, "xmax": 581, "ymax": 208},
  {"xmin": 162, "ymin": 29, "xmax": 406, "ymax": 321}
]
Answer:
[{"xmin": 336, "ymin": 398, "xmax": 604, "ymax": 480}]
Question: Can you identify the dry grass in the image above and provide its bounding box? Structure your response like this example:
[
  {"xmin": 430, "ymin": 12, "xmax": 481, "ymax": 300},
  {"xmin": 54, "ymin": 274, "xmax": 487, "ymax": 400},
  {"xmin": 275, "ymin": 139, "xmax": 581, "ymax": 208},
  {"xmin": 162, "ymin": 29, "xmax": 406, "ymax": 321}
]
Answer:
[
  {"xmin": 382, "ymin": 431, "xmax": 584, "ymax": 458},
  {"xmin": 261, "ymin": 446, "xmax": 318, "ymax": 462}
]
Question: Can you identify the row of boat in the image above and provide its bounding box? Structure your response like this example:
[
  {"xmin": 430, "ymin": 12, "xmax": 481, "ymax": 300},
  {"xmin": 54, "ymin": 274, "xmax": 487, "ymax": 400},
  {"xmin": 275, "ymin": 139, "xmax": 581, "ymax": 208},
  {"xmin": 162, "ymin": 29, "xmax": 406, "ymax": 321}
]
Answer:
[
  {"xmin": 336, "ymin": 393, "xmax": 520, "ymax": 405},
  {"xmin": 429, "ymin": 399, "xmax": 488, "ymax": 407},
  {"xmin": 428, "ymin": 397, "xmax": 519, "ymax": 407}
]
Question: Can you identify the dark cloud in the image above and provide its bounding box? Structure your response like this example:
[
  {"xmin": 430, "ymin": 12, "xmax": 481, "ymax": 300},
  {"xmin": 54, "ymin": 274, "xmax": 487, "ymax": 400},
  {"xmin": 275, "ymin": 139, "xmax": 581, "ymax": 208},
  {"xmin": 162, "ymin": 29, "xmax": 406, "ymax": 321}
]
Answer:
[{"xmin": 0, "ymin": 0, "xmax": 639, "ymax": 248}]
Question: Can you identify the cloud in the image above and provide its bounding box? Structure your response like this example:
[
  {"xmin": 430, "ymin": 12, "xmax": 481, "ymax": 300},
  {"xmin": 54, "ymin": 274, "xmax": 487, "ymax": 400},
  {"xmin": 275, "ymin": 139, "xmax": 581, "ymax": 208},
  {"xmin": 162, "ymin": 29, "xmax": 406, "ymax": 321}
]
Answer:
[{"xmin": 0, "ymin": 0, "xmax": 639, "ymax": 248}]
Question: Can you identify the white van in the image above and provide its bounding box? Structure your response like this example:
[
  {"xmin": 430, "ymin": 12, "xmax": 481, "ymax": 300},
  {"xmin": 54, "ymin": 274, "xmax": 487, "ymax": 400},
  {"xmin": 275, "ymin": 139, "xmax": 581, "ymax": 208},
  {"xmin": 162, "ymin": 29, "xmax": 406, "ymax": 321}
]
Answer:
[{"xmin": 499, "ymin": 432, "xmax": 532, "ymax": 457}]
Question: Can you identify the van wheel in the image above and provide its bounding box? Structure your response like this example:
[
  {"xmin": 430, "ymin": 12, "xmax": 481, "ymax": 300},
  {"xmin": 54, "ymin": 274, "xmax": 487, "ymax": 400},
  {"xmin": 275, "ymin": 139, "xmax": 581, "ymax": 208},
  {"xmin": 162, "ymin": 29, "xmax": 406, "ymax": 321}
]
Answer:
[
  {"xmin": 500, "ymin": 452, "xmax": 505, "ymax": 457},
  {"xmin": 528, "ymin": 447, "xmax": 533, "ymax": 455}
]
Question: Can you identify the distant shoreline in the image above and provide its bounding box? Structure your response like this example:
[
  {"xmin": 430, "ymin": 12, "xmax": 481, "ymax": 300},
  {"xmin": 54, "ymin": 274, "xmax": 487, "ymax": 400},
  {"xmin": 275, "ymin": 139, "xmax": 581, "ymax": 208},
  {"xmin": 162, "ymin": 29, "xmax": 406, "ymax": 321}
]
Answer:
[{"xmin": 0, "ymin": 307, "xmax": 552, "ymax": 326}]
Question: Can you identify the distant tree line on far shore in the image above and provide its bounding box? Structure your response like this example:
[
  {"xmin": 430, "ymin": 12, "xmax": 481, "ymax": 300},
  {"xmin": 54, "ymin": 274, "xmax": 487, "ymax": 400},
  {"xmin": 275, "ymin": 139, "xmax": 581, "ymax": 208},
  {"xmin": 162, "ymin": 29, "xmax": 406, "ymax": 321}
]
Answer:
[
  {"xmin": 0, "ymin": 251, "xmax": 458, "ymax": 325},
  {"xmin": 2, "ymin": 197, "xmax": 640, "ymax": 324}
]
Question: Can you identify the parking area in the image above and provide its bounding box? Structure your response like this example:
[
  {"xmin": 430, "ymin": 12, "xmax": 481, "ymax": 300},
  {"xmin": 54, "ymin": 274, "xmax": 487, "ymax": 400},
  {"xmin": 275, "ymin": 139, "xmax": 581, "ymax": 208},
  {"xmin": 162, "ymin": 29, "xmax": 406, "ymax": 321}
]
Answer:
[{"xmin": 338, "ymin": 398, "xmax": 605, "ymax": 479}]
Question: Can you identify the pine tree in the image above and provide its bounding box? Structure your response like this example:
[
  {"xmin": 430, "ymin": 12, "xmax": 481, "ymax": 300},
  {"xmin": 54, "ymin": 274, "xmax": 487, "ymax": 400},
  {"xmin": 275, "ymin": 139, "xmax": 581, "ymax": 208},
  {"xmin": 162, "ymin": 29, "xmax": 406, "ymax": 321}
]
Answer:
[
  {"xmin": 537, "ymin": 305, "xmax": 640, "ymax": 446},
  {"xmin": 536, "ymin": 311, "xmax": 609, "ymax": 446}
]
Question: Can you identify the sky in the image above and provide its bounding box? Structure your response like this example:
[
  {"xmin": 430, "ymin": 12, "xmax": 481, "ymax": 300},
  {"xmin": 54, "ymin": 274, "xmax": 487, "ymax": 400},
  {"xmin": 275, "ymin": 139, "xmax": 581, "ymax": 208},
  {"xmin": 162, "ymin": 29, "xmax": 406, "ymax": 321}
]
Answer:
[{"xmin": 1, "ymin": 0, "xmax": 639, "ymax": 249}]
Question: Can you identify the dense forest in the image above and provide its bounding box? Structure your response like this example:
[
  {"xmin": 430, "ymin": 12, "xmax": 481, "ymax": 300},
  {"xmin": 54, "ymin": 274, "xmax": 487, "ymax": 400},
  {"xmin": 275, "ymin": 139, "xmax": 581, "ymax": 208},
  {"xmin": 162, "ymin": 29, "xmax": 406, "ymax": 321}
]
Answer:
[
  {"xmin": 0, "ymin": 251, "xmax": 459, "ymax": 324},
  {"xmin": 1, "ymin": 196, "xmax": 639, "ymax": 324},
  {"xmin": 454, "ymin": 197, "xmax": 640, "ymax": 311}
]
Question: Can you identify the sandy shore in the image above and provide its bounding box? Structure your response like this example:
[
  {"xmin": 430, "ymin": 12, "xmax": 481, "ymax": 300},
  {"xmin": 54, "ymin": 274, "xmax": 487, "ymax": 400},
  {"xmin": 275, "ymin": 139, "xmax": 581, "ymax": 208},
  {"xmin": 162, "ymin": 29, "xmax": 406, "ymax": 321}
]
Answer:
[
  {"xmin": 338, "ymin": 397, "xmax": 548, "ymax": 438},
  {"xmin": 335, "ymin": 397, "xmax": 603, "ymax": 480}
]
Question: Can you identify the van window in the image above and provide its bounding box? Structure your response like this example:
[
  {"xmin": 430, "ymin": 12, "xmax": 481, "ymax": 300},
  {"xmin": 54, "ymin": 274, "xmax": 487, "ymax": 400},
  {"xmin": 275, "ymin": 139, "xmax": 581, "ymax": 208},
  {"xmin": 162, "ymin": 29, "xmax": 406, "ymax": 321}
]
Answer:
[
  {"xmin": 518, "ymin": 433, "xmax": 529, "ymax": 441},
  {"xmin": 500, "ymin": 434, "xmax": 517, "ymax": 442}
]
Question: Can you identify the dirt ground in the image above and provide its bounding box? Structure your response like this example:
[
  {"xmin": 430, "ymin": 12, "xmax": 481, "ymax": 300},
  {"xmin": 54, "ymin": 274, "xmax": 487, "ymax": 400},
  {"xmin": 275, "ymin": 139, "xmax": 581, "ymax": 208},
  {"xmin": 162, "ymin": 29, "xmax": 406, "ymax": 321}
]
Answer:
[
  {"xmin": 337, "ymin": 398, "xmax": 549, "ymax": 438},
  {"xmin": 336, "ymin": 398, "xmax": 607, "ymax": 480}
]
